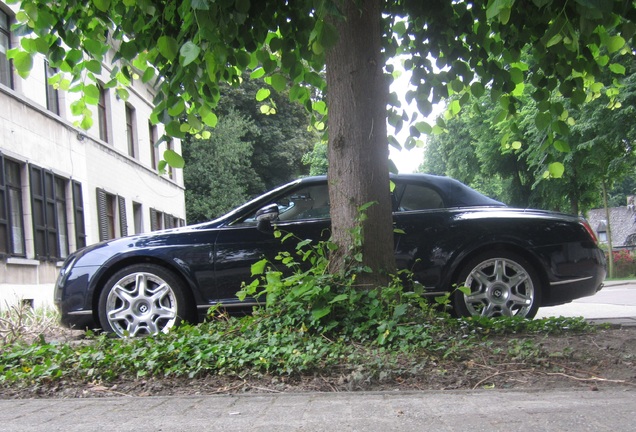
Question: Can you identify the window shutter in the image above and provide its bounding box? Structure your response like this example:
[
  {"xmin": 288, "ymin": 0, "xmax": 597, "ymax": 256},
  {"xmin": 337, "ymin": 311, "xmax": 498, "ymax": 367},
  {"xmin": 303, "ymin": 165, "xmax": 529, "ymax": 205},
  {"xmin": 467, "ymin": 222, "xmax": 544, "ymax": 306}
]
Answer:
[
  {"xmin": 29, "ymin": 165, "xmax": 47, "ymax": 259},
  {"xmin": 118, "ymin": 195, "xmax": 128, "ymax": 237},
  {"xmin": 43, "ymin": 171, "xmax": 59, "ymax": 259},
  {"xmin": 72, "ymin": 181, "xmax": 86, "ymax": 249},
  {"xmin": 150, "ymin": 208, "xmax": 158, "ymax": 231},
  {"xmin": 0, "ymin": 154, "xmax": 8, "ymax": 254},
  {"xmin": 96, "ymin": 188, "xmax": 109, "ymax": 241}
]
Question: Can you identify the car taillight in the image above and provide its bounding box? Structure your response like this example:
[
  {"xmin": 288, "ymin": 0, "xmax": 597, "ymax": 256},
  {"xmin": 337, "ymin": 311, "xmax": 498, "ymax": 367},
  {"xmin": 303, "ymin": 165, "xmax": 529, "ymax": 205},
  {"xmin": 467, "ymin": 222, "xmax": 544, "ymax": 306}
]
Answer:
[{"xmin": 579, "ymin": 218, "xmax": 598, "ymax": 244}]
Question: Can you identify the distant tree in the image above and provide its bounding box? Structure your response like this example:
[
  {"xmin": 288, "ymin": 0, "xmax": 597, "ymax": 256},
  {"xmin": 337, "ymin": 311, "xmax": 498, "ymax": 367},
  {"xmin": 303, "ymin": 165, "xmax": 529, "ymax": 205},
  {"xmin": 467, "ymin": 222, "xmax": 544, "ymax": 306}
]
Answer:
[
  {"xmin": 214, "ymin": 79, "xmax": 318, "ymax": 191},
  {"xmin": 183, "ymin": 109, "xmax": 261, "ymax": 223},
  {"xmin": 302, "ymin": 141, "xmax": 329, "ymax": 176}
]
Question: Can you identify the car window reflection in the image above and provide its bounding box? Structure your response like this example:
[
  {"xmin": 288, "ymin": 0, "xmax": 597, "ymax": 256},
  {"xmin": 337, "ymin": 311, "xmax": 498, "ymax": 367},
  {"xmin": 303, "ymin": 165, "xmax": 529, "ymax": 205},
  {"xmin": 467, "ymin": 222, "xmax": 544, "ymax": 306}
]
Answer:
[{"xmin": 240, "ymin": 184, "xmax": 331, "ymax": 225}]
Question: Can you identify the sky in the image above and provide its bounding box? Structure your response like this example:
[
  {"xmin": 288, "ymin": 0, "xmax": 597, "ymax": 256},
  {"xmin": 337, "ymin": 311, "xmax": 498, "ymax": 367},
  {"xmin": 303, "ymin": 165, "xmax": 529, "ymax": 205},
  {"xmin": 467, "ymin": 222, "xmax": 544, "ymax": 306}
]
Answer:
[{"xmin": 387, "ymin": 66, "xmax": 443, "ymax": 174}]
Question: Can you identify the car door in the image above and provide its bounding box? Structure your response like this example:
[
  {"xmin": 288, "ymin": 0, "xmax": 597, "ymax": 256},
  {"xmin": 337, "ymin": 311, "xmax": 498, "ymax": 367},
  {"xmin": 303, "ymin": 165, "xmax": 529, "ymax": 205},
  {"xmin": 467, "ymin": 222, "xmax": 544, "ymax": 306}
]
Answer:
[
  {"xmin": 213, "ymin": 182, "xmax": 331, "ymax": 304},
  {"xmin": 392, "ymin": 181, "xmax": 455, "ymax": 291}
]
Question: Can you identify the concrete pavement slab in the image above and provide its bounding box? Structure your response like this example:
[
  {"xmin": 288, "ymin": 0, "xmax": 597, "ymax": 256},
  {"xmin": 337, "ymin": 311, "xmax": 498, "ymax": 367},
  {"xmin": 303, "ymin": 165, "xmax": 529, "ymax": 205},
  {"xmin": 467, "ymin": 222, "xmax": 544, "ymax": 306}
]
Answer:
[{"xmin": 2, "ymin": 389, "xmax": 635, "ymax": 432}]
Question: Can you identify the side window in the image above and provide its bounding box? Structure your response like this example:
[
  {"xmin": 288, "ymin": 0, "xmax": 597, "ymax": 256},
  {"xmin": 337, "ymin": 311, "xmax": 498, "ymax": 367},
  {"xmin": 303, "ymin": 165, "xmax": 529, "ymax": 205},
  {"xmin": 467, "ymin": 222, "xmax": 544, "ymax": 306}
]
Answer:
[
  {"xmin": 278, "ymin": 185, "xmax": 330, "ymax": 221},
  {"xmin": 242, "ymin": 184, "xmax": 330, "ymax": 224},
  {"xmin": 396, "ymin": 184, "xmax": 444, "ymax": 211}
]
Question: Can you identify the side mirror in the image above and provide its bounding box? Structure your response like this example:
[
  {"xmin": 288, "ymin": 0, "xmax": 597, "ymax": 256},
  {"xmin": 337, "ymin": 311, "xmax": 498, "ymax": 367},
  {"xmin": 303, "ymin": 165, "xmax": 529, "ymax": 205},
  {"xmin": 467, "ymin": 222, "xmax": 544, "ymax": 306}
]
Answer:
[{"xmin": 255, "ymin": 204, "xmax": 279, "ymax": 232}]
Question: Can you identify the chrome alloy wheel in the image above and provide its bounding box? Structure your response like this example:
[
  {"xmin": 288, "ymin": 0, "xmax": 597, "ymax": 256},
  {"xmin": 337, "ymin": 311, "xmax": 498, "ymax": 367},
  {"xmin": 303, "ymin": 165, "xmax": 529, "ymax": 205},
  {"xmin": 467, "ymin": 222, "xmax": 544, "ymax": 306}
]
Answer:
[
  {"xmin": 105, "ymin": 271, "xmax": 178, "ymax": 337},
  {"xmin": 462, "ymin": 257, "xmax": 536, "ymax": 317}
]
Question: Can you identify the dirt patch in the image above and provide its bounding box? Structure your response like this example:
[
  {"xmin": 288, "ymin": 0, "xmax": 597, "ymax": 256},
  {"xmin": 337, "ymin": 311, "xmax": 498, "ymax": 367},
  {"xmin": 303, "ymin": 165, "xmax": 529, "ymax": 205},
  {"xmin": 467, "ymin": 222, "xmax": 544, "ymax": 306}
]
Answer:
[{"xmin": 2, "ymin": 325, "xmax": 635, "ymax": 399}]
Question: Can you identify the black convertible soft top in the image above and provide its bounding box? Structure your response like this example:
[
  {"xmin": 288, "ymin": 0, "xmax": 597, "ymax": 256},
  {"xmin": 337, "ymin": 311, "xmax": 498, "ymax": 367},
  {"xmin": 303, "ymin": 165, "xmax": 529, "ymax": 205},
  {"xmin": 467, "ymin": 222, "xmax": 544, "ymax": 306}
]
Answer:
[{"xmin": 391, "ymin": 173, "xmax": 506, "ymax": 208}]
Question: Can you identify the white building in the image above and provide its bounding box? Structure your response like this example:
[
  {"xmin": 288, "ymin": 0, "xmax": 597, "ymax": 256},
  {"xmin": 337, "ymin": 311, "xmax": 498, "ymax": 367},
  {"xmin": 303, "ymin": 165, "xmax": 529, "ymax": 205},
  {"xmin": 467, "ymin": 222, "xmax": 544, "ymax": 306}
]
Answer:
[{"xmin": 0, "ymin": 2, "xmax": 186, "ymax": 309}]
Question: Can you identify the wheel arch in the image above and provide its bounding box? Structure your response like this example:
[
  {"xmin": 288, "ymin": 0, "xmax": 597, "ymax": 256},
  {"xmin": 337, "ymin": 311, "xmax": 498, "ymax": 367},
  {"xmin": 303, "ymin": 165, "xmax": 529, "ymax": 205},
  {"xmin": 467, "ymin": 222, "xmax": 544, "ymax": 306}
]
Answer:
[
  {"xmin": 446, "ymin": 241, "xmax": 550, "ymax": 296},
  {"xmin": 89, "ymin": 255, "xmax": 200, "ymax": 325}
]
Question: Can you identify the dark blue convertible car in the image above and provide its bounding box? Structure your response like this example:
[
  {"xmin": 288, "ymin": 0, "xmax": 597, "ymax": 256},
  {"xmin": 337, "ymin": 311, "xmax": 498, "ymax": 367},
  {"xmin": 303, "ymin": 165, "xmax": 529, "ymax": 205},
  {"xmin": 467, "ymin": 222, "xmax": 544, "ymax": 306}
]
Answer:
[{"xmin": 55, "ymin": 174, "xmax": 606, "ymax": 337}]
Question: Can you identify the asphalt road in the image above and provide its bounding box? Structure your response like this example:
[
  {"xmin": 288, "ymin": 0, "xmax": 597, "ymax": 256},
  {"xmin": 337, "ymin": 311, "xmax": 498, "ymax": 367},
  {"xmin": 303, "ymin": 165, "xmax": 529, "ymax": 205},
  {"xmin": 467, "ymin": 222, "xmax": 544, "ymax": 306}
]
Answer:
[{"xmin": 536, "ymin": 280, "xmax": 636, "ymax": 325}]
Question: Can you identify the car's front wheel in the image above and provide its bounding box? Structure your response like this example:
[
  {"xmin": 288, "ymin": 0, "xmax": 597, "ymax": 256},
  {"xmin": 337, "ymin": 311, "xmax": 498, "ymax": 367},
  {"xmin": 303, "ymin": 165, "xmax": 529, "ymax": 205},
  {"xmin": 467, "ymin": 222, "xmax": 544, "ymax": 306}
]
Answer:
[
  {"xmin": 453, "ymin": 251, "xmax": 541, "ymax": 318},
  {"xmin": 98, "ymin": 264, "xmax": 192, "ymax": 337}
]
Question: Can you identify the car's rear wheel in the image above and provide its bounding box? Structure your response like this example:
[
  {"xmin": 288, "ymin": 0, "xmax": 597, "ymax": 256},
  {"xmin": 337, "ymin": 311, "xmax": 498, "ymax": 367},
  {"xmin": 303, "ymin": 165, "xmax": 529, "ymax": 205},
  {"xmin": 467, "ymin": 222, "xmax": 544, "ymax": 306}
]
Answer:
[
  {"xmin": 98, "ymin": 264, "xmax": 192, "ymax": 337},
  {"xmin": 453, "ymin": 251, "xmax": 541, "ymax": 319}
]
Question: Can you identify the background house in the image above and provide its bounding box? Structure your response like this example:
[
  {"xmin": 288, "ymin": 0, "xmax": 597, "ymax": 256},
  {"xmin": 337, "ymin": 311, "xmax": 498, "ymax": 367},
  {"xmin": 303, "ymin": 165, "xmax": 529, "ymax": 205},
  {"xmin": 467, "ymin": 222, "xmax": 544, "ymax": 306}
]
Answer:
[
  {"xmin": 586, "ymin": 196, "xmax": 636, "ymax": 249},
  {"xmin": 0, "ymin": 2, "xmax": 186, "ymax": 309}
]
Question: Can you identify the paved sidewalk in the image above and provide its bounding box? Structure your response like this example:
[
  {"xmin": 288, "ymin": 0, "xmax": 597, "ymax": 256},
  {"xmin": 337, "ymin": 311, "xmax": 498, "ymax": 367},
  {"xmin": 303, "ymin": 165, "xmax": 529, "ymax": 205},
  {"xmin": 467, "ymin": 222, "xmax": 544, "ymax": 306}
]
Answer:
[{"xmin": 3, "ymin": 389, "xmax": 635, "ymax": 431}]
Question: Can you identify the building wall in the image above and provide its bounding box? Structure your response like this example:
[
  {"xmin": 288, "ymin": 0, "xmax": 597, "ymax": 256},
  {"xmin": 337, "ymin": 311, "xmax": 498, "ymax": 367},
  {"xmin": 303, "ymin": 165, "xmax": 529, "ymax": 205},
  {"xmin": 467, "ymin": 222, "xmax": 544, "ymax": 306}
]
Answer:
[{"xmin": 0, "ymin": 2, "xmax": 186, "ymax": 309}]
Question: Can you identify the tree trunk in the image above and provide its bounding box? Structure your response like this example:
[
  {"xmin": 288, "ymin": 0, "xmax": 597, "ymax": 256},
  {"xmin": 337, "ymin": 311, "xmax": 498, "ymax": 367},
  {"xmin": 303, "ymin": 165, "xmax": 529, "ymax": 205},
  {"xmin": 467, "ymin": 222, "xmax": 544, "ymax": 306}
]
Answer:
[
  {"xmin": 602, "ymin": 180, "xmax": 615, "ymax": 278},
  {"xmin": 325, "ymin": 0, "xmax": 396, "ymax": 286}
]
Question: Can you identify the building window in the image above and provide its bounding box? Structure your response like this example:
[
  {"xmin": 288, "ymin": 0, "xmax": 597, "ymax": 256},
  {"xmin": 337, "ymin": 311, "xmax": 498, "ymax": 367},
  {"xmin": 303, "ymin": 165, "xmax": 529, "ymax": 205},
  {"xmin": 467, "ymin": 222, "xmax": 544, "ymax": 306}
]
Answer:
[
  {"xmin": 150, "ymin": 208, "xmax": 164, "ymax": 232},
  {"xmin": 150, "ymin": 208, "xmax": 184, "ymax": 232},
  {"xmin": 45, "ymin": 61, "xmax": 60, "ymax": 115},
  {"xmin": 133, "ymin": 201, "xmax": 143, "ymax": 234},
  {"xmin": 0, "ymin": 10, "xmax": 12, "ymax": 88},
  {"xmin": 97, "ymin": 84, "xmax": 110, "ymax": 143},
  {"xmin": 0, "ymin": 156, "xmax": 25, "ymax": 256},
  {"xmin": 166, "ymin": 138, "xmax": 176, "ymax": 180},
  {"xmin": 55, "ymin": 177, "xmax": 68, "ymax": 257},
  {"xmin": 126, "ymin": 104, "xmax": 137, "ymax": 158},
  {"xmin": 30, "ymin": 166, "xmax": 71, "ymax": 260},
  {"xmin": 148, "ymin": 122, "xmax": 159, "ymax": 170},
  {"xmin": 97, "ymin": 188, "xmax": 127, "ymax": 241}
]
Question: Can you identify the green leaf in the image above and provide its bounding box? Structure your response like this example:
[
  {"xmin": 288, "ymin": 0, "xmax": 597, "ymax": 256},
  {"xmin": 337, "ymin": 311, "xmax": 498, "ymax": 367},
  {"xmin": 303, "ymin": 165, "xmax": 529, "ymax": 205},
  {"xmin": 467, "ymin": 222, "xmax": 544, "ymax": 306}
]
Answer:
[
  {"xmin": 116, "ymin": 88, "xmax": 130, "ymax": 101},
  {"xmin": 609, "ymin": 63, "xmax": 626, "ymax": 75},
  {"xmin": 168, "ymin": 99, "xmax": 186, "ymax": 116},
  {"xmin": 251, "ymin": 259, "xmax": 268, "ymax": 276},
  {"xmin": 318, "ymin": 21, "xmax": 339, "ymax": 50},
  {"xmin": 509, "ymin": 67, "xmax": 524, "ymax": 84},
  {"xmin": 255, "ymin": 88, "xmax": 271, "ymax": 101},
  {"xmin": 606, "ymin": 35, "xmax": 625, "ymax": 54},
  {"xmin": 414, "ymin": 121, "xmax": 432, "ymax": 134},
  {"xmin": 164, "ymin": 149, "xmax": 185, "ymax": 168},
  {"xmin": 180, "ymin": 41, "xmax": 201, "ymax": 66},
  {"xmin": 548, "ymin": 162, "xmax": 565, "ymax": 178},
  {"xmin": 85, "ymin": 60, "xmax": 102, "ymax": 74},
  {"xmin": 250, "ymin": 68, "xmax": 266, "ymax": 79},
  {"xmin": 201, "ymin": 109, "xmax": 218, "ymax": 128},
  {"xmin": 235, "ymin": 0, "xmax": 250, "ymax": 13},
  {"xmin": 92, "ymin": 0, "xmax": 111, "ymax": 12},
  {"xmin": 393, "ymin": 21, "xmax": 407, "ymax": 36},
  {"xmin": 546, "ymin": 33, "xmax": 563, "ymax": 47},
  {"xmin": 329, "ymin": 294, "xmax": 348, "ymax": 304},
  {"xmin": 313, "ymin": 100, "xmax": 327, "ymax": 115},
  {"xmin": 392, "ymin": 304, "xmax": 408, "ymax": 319},
  {"xmin": 470, "ymin": 82, "xmax": 485, "ymax": 98},
  {"xmin": 535, "ymin": 112, "xmax": 552, "ymax": 130},
  {"xmin": 12, "ymin": 51, "xmax": 33, "ymax": 78},
  {"xmin": 553, "ymin": 140, "xmax": 571, "ymax": 152},
  {"xmin": 84, "ymin": 84, "xmax": 100, "ymax": 101},
  {"xmin": 269, "ymin": 74, "xmax": 287, "ymax": 92},
  {"xmin": 311, "ymin": 306, "xmax": 331, "ymax": 320},
  {"xmin": 166, "ymin": 121, "xmax": 187, "ymax": 139},
  {"xmin": 158, "ymin": 36, "xmax": 179, "ymax": 60}
]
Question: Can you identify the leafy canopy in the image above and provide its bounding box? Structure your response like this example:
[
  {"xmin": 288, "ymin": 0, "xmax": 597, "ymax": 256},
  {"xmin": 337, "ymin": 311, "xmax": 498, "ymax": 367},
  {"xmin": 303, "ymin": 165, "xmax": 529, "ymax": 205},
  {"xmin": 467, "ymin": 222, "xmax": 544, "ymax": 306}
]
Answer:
[{"xmin": 7, "ymin": 0, "xmax": 635, "ymax": 169}]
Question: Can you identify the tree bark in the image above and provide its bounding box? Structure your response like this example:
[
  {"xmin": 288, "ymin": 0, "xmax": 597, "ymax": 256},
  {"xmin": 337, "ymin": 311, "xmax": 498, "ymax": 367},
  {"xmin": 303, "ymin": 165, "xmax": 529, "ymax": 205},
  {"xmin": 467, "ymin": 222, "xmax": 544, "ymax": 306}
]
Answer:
[
  {"xmin": 602, "ymin": 180, "xmax": 615, "ymax": 278},
  {"xmin": 325, "ymin": 0, "xmax": 396, "ymax": 286}
]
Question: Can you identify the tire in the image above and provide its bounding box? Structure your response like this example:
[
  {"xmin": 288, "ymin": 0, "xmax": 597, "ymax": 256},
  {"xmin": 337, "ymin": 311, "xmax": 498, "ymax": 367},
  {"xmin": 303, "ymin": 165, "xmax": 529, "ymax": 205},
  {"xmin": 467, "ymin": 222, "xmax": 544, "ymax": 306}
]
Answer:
[
  {"xmin": 98, "ymin": 264, "xmax": 192, "ymax": 337},
  {"xmin": 453, "ymin": 251, "xmax": 541, "ymax": 319}
]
